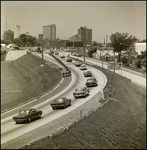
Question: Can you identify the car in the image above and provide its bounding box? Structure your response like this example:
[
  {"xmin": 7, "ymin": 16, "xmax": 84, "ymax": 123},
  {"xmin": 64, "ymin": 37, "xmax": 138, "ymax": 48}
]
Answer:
[
  {"xmin": 54, "ymin": 52, "xmax": 59, "ymax": 55},
  {"xmin": 73, "ymin": 86, "xmax": 90, "ymax": 98},
  {"xmin": 80, "ymin": 64, "xmax": 87, "ymax": 70},
  {"xmin": 83, "ymin": 70, "xmax": 92, "ymax": 77},
  {"xmin": 85, "ymin": 77, "xmax": 98, "ymax": 87},
  {"xmin": 60, "ymin": 55, "xmax": 65, "ymax": 58},
  {"xmin": 71, "ymin": 53, "xmax": 77, "ymax": 56},
  {"xmin": 66, "ymin": 57, "xmax": 72, "ymax": 62},
  {"xmin": 61, "ymin": 69, "xmax": 71, "ymax": 77},
  {"xmin": 76, "ymin": 53, "xmax": 82, "ymax": 57},
  {"xmin": 12, "ymin": 108, "xmax": 42, "ymax": 124},
  {"xmin": 50, "ymin": 51, "xmax": 54, "ymax": 54},
  {"xmin": 50, "ymin": 97, "xmax": 71, "ymax": 109},
  {"xmin": 75, "ymin": 61, "xmax": 83, "ymax": 67}
]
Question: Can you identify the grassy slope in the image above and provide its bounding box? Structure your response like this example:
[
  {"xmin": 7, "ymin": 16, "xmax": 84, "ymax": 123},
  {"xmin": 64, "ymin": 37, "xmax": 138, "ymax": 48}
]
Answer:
[
  {"xmin": 1, "ymin": 53, "xmax": 61, "ymax": 112},
  {"xmin": 22, "ymin": 65, "xmax": 146, "ymax": 149}
]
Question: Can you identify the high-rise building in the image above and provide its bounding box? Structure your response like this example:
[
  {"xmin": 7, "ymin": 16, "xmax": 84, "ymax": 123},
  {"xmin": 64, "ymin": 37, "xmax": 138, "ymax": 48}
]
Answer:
[
  {"xmin": 3, "ymin": 30, "xmax": 14, "ymax": 42},
  {"xmin": 43, "ymin": 24, "xmax": 56, "ymax": 41},
  {"xmin": 78, "ymin": 26, "xmax": 92, "ymax": 45}
]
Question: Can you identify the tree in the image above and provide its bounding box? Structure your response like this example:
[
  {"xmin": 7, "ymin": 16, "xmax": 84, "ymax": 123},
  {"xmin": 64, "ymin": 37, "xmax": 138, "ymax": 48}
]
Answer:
[
  {"xmin": 19, "ymin": 34, "xmax": 37, "ymax": 47},
  {"xmin": 88, "ymin": 47, "xmax": 97, "ymax": 58},
  {"xmin": 136, "ymin": 59, "xmax": 142, "ymax": 68},
  {"xmin": 13, "ymin": 38, "xmax": 23, "ymax": 46},
  {"xmin": 19, "ymin": 34, "xmax": 27, "ymax": 46},
  {"xmin": 110, "ymin": 32, "xmax": 138, "ymax": 62},
  {"xmin": 141, "ymin": 50, "xmax": 146, "ymax": 59}
]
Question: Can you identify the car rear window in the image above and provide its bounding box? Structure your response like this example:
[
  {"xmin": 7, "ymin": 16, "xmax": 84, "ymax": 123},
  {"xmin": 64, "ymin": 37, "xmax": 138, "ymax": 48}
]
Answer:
[
  {"xmin": 55, "ymin": 99, "xmax": 64, "ymax": 103},
  {"xmin": 75, "ymin": 87, "xmax": 85, "ymax": 91}
]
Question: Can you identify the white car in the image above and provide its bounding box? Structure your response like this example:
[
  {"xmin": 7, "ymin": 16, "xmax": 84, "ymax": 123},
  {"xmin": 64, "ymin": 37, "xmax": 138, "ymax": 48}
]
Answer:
[
  {"xmin": 73, "ymin": 86, "xmax": 90, "ymax": 98},
  {"xmin": 80, "ymin": 64, "xmax": 87, "ymax": 70}
]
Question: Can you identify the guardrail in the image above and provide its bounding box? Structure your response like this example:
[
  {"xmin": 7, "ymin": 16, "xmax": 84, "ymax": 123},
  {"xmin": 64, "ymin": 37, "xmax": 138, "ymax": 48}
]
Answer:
[{"xmin": 49, "ymin": 53, "xmax": 71, "ymax": 78}]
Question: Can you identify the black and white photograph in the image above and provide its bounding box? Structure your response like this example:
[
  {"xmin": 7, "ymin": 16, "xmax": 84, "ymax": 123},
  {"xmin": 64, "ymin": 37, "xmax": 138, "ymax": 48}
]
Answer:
[{"xmin": 1, "ymin": 1, "xmax": 146, "ymax": 149}]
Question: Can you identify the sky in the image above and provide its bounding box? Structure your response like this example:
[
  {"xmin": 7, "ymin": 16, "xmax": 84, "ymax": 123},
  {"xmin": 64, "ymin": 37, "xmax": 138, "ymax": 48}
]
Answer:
[{"xmin": 1, "ymin": 1, "xmax": 146, "ymax": 43}]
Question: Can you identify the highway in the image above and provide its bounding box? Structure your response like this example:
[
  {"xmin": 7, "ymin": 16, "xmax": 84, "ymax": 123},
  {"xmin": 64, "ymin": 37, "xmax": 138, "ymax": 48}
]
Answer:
[
  {"xmin": 1, "ymin": 51, "xmax": 107, "ymax": 146},
  {"xmin": 68, "ymin": 52, "xmax": 146, "ymax": 89},
  {"xmin": 2, "ymin": 50, "xmax": 145, "ymax": 148}
]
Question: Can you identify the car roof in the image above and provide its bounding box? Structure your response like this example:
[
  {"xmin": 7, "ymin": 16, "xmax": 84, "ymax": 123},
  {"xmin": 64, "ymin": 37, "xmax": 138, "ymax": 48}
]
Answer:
[
  {"xmin": 75, "ymin": 86, "xmax": 86, "ymax": 90},
  {"xmin": 54, "ymin": 97, "xmax": 66, "ymax": 101},
  {"xmin": 87, "ymin": 77, "xmax": 96, "ymax": 80},
  {"xmin": 19, "ymin": 108, "xmax": 34, "ymax": 111},
  {"xmin": 84, "ymin": 70, "xmax": 91, "ymax": 72},
  {"xmin": 81, "ymin": 64, "xmax": 86, "ymax": 66}
]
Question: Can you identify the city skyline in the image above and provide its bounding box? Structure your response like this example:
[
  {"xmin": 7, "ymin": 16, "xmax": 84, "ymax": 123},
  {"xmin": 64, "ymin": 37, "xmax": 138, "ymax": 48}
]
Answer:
[{"xmin": 1, "ymin": 1, "xmax": 146, "ymax": 43}]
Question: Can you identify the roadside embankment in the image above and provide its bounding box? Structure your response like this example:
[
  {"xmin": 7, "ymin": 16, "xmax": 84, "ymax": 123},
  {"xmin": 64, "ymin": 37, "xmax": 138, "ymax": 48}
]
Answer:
[
  {"xmin": 1, "ymin": 53, "xmax": 62, "ymax": 112},
  {"xmin": 19, "ymin": 64, "xmax": 146, "ymax": 149}
]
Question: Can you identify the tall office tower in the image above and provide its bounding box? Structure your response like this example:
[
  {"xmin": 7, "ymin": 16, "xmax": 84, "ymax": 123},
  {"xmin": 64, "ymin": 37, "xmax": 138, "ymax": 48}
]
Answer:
[
  {"xmin": 78, "ymin": 26, "xmax": 92, "ymax": 45},
  {"xmin": 43, "ymin": 24, "xmax": 56, "ymax": 41},
  {"xmin": 4, "ymin": 30, "xmax": 14, "ymax": 42}
]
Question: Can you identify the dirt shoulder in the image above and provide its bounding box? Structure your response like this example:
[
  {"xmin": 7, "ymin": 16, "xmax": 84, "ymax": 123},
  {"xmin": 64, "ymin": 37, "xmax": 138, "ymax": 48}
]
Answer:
[{"xmin": 20, "ymin": 65, "xmax": 146, "ymax": 149}]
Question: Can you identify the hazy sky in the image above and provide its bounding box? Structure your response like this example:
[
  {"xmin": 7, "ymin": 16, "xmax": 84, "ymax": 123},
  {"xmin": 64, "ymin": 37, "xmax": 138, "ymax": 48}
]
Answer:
[{"xmin": 1, "ymin": 1, "xmax": 146, "ymax": 43}]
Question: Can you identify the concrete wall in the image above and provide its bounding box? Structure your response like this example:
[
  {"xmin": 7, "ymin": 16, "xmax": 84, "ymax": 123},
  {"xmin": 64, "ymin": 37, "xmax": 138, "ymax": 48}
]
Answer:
[{"xmin": 1, "ymin": 52, "xmax": 7, "ymax": 61}]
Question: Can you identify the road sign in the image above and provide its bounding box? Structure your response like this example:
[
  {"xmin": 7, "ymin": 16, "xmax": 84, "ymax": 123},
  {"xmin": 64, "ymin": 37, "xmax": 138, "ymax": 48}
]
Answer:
[
  {"xmin": 66, "ymin": 42, "xmax": 73, "ymax": 47},
  {"xmin": 105, "ymin": 84, "xmax": 115, "ymax": 95}
]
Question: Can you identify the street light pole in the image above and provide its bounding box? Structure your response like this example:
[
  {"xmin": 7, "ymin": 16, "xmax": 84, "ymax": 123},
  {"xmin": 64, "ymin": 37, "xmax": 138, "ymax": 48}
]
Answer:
[
  {"xmin": 102, "ymin": 48, "xmax": 103, "ymax": 69},
  {"xmin": 113, "ymin": 51, "xmax": 115, "ymax": 96},
  {"xmin": 41, "ymin": 45, "xmax": 44, "ymax": 67}
]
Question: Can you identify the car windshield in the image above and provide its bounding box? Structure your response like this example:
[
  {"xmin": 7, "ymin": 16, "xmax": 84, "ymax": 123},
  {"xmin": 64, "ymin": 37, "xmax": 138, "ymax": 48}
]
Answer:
[
  {"xmin": 88, "ymin": 79, "xmax": 95, "ymax": 82},
  {"xmin": 18, "ymin": 110, "xmax": 29, "ymax": 115},
  {"xmin": 85, "ymin": 71, "xmax": 91, "ymax": 73}
]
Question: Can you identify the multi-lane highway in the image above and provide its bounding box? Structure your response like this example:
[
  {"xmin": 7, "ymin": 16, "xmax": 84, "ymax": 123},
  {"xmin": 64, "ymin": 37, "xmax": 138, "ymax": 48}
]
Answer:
[
  {"xmin": 68, "ymin": 52, "xmax": 146, "ymax": 89},
  {"xmin": 1, "ymin": 51, "xmax": 107, "ymax": 146},
  {"xmin": 2, "ymin": 50, "xmax": 145, "ymax": 148}
]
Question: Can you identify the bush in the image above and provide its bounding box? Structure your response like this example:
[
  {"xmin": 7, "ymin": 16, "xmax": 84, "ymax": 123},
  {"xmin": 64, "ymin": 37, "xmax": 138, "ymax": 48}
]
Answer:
[{"xmin": 136, "ymin": 59, "xmax": 142, "ymax": 68}]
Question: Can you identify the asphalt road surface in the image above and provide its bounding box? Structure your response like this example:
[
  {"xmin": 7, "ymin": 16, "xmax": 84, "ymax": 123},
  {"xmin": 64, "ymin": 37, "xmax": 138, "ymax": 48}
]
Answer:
[{"xmin": 1, "ymin": 52, "xmax": 107, "ymax": 145}]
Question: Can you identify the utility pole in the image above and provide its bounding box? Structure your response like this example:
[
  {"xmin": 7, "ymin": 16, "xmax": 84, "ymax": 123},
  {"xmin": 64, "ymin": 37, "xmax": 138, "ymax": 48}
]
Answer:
[
  {"xmin": 42, "ymin": 45, "xmax": 44, "ymax": 66},
  {"xmin": 113, "ymin": 51, "xmax": 115, "ymax": 96},
  {"xmin": 106, "ymin": 35, "xmax": 108, "ymax": 53}
]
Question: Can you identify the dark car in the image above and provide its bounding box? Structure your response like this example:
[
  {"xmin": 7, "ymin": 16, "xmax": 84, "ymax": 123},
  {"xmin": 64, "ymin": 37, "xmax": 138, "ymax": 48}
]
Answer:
[
  {"xmin": 75, "ymin": 61, "xmax": 83, "ymax": 67},
  {"xmin": 50, "ymin": 97, "xmax": 71, "ymax": 109},
  {"xmin": 86, "ymin": 77, "xmax": 98, "ymax": 87},
  {"xmin": 61, "ymin": 69, "xmax": 71, "ymax": 77},
  {"xmin": 13, "ymin": 108, "xmax": 42, "ymax": 123},
  {"xmin": 73, "ymin": 86, "xmax": 90, "ymax": 98},
  {"xmin": 83, "ymin": 70, "xmax": 92, "ymax": 77},
  {"xmin": 50, "ymin": 51, "xmax": 54, "ymax": 54}
]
